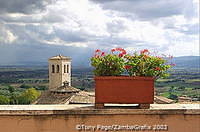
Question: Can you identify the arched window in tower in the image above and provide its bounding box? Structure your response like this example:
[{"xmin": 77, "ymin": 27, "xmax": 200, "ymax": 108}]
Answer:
[
  {"xmin": 64, "ymin": 65, "xmax": 66, "ymax": 73},
  {"xmin": 56, "ymin": 65, "xmax": 60, "ymax": 73},
  {"xmin": 52, "ymin": 65, "xmax": 55, "ymax": 73},
  {"xmin": 67, "ymin": 64, "xmax": 69, "ymax": 73}
]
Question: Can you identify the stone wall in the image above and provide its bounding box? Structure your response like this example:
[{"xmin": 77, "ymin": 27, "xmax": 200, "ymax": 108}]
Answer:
[{"xmin": 0, "ymin": 104, "xmax": 199, "ymax": 132}]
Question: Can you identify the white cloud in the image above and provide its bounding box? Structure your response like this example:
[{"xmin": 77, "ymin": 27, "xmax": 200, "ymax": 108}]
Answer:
[
  {"xmin": 0, "ymin": 24, "xmax": 17, "ymax": 43},
  {"xmin": 0, "ymin": 0, "xmax": 199, "ymax": 65},
  {"xmin": 40, "ymin": 37, "xmax": 88, "ymax": 47}
]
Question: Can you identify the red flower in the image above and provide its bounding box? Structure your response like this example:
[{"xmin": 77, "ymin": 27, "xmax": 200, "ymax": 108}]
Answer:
[
  {"xmin": 95, "ymin": 49, "xmax": 101, "ymax": 53},
  {"xmin": 155, "ymin": 67, "xmax": 161, "ymax": 71},
  {"xmin": 124, "ymin": 65, "xmax": 132, "ymax": 70},
  {"xmin": 116, "ymin": 48, "xmax": 123, "ymax": 51},
  {"xmin": 111, "ymin": 49, "xmax": 116, "ymax": 52},
  {"xmin": 122, "ymin": 50, "xmax": 126, "ymax": 55},
  {"xmin": 111, "ymin": 48, "xmax": 126, "ymax": 57},
  {"xmin": 140, "ymin": 49, "xmax": 149, "ymax": 54},
  {"xmin": 94, "ymin": 49, "xmax": 103, "ymax": 57},
  {"xmin": 114, "ymin": 48, "xmax": 125, "ymax": 52},
  {"xmin": 101, "ymin": 52, "xmax": 105, "ymax": 56},
  {"xmin": 118, "ymin": 53, "xmax": 123, "ymax": 57}
]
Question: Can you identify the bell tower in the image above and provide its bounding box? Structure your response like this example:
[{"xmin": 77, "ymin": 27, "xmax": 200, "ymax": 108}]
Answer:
[{"xmin": 48, "ymin": 55, "xmax": 71, "ymax": 89}]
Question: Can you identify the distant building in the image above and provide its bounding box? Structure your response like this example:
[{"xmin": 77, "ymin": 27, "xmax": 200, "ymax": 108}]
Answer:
[
  {"xmin": 178, "ymin": 95, "xmax": 192, "ymax": 103},
  {"xmin": 48, "ymin": 55, "xmax": 72, "ymax": 89},
  {"xmin": 35, "ymin": 55, "xmax": 94, "ymax": 104}
]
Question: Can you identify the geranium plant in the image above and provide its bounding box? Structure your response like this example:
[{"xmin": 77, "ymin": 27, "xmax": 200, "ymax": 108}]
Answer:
[
  {"xmin": 91, "ymin": 48, "xmax": 174, "ymax": 79},
  {"xmin": 124, "ymin": 49, "xmax": 173, "ymax": 79},
  {"xmin": 91, "ymin": 48, "xmax": 126, "ymax": 76}
]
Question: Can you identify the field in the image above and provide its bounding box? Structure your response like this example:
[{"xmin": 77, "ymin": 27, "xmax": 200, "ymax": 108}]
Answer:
[
  {"xmin": 0, "ymin": 66, "xmax": 199, "ymax": 102},
  {"xmin": 154, "ymin": 69, "xmax": 200, "ymax": 101}
]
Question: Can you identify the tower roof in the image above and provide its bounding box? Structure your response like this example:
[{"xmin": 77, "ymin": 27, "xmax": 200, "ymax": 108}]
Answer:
[
  {"xmin": 49, "ymin": 55, "xmax": 71, "ymax": 61},
  {"xmin": 50, "ymin": 85, "xmax": 80, "ymax": 93}
]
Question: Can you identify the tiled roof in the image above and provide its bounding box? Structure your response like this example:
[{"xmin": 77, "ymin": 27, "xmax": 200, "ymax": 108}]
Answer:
[
  {"xmin": 49, "ymin": 55, "xmax": 71, "ymax": 60},
  {"xmin": 34, "ymin": 91, "xmax": 72, "ymax": 104},
  {"xmin": 36, "ymin": 86, "xmax": 174, "ymax": 105},
  {"xmin": 35, "ymin": 86, "xmax": 94, "ymax": 104},
  {"xmin": 154, "ymin": 96, "xmax": 174, "ymax": 104},
  {"xmin": 178, "ymin": 96, "xmax": 192, "ymax": 100},
  {"xmin": 51, "ymin": 85, "xmax": 80, "ymax": 93},
  {"xmin": 69, "ymin": 91, "xmax": 95, "ymax": 104}
]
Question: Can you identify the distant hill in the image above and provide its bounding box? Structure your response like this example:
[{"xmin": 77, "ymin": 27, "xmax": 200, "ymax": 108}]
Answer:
[
  {"xmin": 0, "ymin": 56, "xmax": 199, "ymax": 69},
  {"xmin": 172, "ymin": 56, "xmax": 200, "ymax": 68}
]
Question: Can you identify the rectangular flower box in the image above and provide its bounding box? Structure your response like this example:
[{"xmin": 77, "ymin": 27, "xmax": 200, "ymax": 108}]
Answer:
[{"xmin": 95, "ymin": 76, "xmax": 154, "ymax": 108}]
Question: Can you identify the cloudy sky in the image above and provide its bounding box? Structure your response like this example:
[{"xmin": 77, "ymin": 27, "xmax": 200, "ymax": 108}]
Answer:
[{"xmin": 0, "ymin": 0, "xmax": 199, "ymax": 66}]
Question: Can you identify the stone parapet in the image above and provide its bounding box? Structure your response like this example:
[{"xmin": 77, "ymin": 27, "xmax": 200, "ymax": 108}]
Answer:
[{"xmin": 0, "ymin": 104, "xmax": 199, "ymax": 132}]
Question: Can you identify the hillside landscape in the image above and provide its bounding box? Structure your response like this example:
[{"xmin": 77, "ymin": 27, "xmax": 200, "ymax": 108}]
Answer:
[{"xmin": 0, "ymin": 56, "xmax": 199, "ymax": 104}]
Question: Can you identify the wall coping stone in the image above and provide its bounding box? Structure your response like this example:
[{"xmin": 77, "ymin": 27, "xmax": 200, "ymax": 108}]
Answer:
[{"xmin": 0, "ymin": 104, "xmax": 199, "ymax": 116}]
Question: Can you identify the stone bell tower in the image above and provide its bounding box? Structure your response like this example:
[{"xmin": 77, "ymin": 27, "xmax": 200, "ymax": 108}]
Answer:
[{"xmin": 48, "ymin": 55, "xmax": 71, "ymax": 89}]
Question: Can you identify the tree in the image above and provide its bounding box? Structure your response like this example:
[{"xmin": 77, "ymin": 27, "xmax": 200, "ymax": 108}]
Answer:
[
  {"xmin": 20, "ymin": 84, "xmax": 31, "ymax": 89},
  {"xmin": 17, "ymin": 88, "xmax": 41, "ymax": 104},
  {"xmin": 36, "ymin": 85, "xmax": 47, "ymax": 90},
  {"xmin": 169, "ymin": 86, "xmax": 175, "ymax": 93},
  {"xmin": 0, "ymin": 95, "xmax": 10, "ymax": 105},
  {"xmin": 8, "ymin": 85, "xmax": 15, "ymax": 93},
  {"xmin": 9, "ymin": 93, "xmax": 19, "ymax": 104},
  {"xmin": 177, "ymin": 86, "xmax": 185, "ymax": 91},
  {"xmin": 169, "ymin": 93, "xmax": 178, "ymax": 100}
]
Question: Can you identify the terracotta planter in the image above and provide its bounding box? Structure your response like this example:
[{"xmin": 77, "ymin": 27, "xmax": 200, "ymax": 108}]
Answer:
[{"xmin": 95, "ymin": 76, "xmax": 154, "ymax": 106}]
